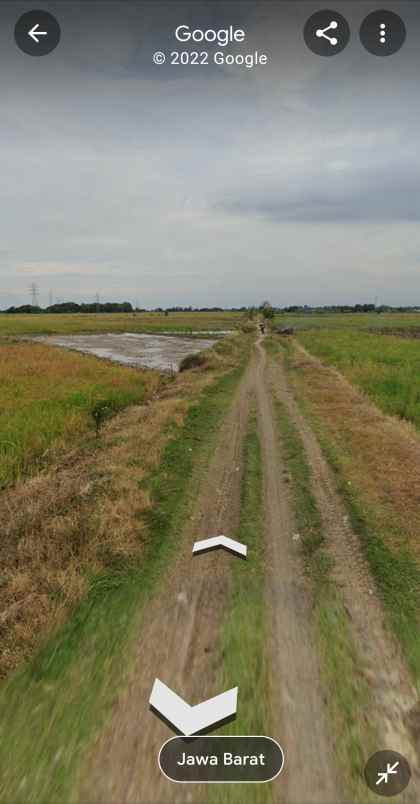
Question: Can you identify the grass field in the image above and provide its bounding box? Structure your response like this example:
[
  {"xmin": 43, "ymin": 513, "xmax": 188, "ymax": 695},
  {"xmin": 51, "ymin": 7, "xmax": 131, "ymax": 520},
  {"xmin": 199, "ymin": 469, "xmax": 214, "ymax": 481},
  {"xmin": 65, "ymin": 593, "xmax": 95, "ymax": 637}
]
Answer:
[
  {"xmin": 0, "ymin": 342, "xmax": 159, "ymax": 488},
  {"xmin": 0, "ymin": 334, "xmax": 252, "ymax": 804},
  {"xmin": 0, "ymin": 311, "xmax": 241, "ymax": 337},
  {"xmin": 296, "ymin": 328, "xmax": 420, "ymax": 430},
  {"xmin": 275, "ymin": 312, "xmax": 420, "ymax": 332}
]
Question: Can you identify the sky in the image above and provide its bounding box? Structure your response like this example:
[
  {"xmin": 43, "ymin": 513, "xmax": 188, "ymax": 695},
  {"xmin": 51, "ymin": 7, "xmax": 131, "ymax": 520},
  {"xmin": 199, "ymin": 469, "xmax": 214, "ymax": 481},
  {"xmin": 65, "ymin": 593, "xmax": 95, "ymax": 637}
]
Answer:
[{"xmin": 1, "ymin": 0, "xmax": 420, "ymax": 309}]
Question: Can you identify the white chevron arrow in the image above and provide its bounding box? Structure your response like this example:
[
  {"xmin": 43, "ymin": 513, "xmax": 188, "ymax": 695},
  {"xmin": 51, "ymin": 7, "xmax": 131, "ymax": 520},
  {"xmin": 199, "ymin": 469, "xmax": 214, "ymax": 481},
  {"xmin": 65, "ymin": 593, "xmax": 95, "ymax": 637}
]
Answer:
[
  {"xmin": 192, "ymin": 535, "xmax": 247, "ymax": 558},
  {"xmin": 149, "ymin": 678, "xmax": 238, "ymax": 735}
]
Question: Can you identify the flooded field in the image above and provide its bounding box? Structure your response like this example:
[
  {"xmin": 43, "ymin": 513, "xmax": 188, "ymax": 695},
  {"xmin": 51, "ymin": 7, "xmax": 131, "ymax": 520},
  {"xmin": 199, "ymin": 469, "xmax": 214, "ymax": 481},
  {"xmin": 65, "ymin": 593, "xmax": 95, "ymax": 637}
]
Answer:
[{"xmin": 35, "ymin": 332, "xmax": 218, "ymax": 371}]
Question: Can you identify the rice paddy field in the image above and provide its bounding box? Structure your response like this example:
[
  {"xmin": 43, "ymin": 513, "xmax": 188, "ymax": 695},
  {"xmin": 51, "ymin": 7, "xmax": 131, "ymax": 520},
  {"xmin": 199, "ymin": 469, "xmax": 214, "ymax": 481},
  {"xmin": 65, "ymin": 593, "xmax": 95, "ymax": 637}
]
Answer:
[
  {"xmin": 0, "ymin": 310, "xmax": 241, "ymax": 337},
  {"xmin": 0, "ymin": 341, "xmax": 157, "ymax": 488},
  {"xmin": 277, "ymin": 311, "xmax": 420, "ymax": 331},
  {"xmin": 0, "ymin": 312, "xmax": 243, "ymax": 488},
  {"xmin": 296, "ymin": 328, "xmax": 420, "ymax": 431},
  {"xmin": 4, "ymin": 309, "xmax": 420, "ymax": 492}
]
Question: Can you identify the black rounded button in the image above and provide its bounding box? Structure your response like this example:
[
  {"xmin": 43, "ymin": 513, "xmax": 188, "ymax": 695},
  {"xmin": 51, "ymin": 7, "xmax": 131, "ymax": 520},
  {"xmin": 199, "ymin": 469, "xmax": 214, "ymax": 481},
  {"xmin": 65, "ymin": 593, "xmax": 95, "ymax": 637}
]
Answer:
[
  {"xmin": 304, "ymin": 10, "xmax": 350, "ymax": 57},
  {"xmin": 364, "ymin": 750, "xmax": 411, "ymax": 796},
  {"xmin": 15, "ymin": 10, "xmax": 61, "ymax": 57},
  {"xmin": 360, "ymin": 11, "xmax": 406, "ymax": 57}
]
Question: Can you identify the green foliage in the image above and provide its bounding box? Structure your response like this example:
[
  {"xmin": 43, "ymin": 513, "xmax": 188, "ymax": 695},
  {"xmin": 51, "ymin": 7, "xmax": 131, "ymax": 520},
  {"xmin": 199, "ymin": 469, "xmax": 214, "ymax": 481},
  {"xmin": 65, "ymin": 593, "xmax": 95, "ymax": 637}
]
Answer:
[
  {"xmin": 90, "ymin": 399, "xmax": 117, "ymax": 436},
  {"xmin": 261, "ymin": 306, "xmax": 275, "ymax": 320}
]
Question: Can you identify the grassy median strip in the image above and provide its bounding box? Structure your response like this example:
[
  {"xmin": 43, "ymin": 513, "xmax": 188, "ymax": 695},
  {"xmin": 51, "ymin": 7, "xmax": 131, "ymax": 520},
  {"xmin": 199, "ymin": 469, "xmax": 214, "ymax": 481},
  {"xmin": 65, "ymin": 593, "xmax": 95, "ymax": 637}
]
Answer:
[
  {"xmin": 272, "ymin": 392, "xmax": 376, "ymax": 801},
  {"xmin": 210, "ymin": 410, "xmax": 270, "ymax": 804},
  {"xmin": 0, "ymin": 346, "xmax": 250, "ymax": 804}
]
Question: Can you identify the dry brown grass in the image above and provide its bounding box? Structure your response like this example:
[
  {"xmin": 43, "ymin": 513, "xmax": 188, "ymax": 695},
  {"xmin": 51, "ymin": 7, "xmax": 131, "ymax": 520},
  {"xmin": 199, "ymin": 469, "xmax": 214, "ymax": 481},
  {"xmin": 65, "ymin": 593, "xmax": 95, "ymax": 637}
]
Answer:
[
  {"xmin": 0, "ymin": 335, "xmax": 247, "ymax": 677},
  {"xmin": 289, "ymin": 342, "xmax": 420, "ymax": 558}
]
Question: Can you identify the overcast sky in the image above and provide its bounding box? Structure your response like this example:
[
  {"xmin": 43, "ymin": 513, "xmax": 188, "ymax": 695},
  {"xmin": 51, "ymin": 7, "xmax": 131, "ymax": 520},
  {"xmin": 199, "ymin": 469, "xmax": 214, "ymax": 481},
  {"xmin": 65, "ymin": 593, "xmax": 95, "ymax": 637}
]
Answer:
[{"xmin": 1, "ymin": 0, "xmax": 419, "ymax": 308}]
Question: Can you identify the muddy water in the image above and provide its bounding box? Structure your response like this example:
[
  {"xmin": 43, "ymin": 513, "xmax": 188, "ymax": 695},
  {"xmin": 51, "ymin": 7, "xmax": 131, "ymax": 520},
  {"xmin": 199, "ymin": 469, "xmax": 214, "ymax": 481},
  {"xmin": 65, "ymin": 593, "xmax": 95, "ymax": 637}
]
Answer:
[{"xmin": 36, "ymin": 333, "xmax": 218, "ymax": 372}]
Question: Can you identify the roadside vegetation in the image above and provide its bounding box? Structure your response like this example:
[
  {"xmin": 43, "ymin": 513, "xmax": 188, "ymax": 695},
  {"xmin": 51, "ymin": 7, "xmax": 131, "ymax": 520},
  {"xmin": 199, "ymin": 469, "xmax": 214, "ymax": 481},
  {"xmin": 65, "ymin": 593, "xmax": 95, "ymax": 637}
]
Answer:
[
  {"xmin": 282, "ymin": 337, "xmax": 420, "ymax": 684},
  {"xmin": 0, "ymin": 332, "xmax": 252, "ymax": 804},
  {"xmin": 211, "ymin": 411, "xmax": 270, "ymax": 804},
  {"xmin": 0, "ymin": 341, "xmax": 159, "ymax": 488},
  {"xmin": 297, "ymin": 328, "xmax": 420, "ymax": 430}
]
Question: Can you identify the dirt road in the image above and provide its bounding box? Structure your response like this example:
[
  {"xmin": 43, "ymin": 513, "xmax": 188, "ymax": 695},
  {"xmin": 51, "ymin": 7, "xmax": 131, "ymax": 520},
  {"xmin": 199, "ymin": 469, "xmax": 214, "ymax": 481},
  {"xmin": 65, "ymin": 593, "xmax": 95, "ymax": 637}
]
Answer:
[
  {"xmin": 78, "ymin": 346, "xmax": 257, "ymax": 803},
  {"xmin": 78, "ymin": 335, "xmax": 419, "ymax": 803}
]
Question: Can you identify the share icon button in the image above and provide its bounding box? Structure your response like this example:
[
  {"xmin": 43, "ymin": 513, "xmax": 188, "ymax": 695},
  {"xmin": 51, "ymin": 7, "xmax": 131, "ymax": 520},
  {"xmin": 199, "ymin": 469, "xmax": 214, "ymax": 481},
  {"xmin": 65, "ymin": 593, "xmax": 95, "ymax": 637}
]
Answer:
[{"xmin": 304, "ymin": 9, "xmax": 350, "ymax": 56}]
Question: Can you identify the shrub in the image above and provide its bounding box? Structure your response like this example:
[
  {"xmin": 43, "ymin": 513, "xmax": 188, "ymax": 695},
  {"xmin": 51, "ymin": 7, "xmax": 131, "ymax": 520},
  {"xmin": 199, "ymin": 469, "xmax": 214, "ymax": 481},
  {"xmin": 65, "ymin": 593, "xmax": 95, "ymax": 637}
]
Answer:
[
  {"xmin": 91, "ymin": 399, "xmax": 117, "ymax": 436},
  {"xmin": 179, "ymin": 353, "xmax": 207, "ymax": 372}
]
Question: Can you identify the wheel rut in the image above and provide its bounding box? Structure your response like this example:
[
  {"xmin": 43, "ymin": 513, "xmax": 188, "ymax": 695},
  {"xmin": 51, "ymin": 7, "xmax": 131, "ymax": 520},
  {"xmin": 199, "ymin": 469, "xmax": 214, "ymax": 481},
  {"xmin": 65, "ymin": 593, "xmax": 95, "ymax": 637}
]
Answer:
[
  {"xmin": 268, "ymin": 344, "xmax": 420, "ymax": 801},
  {"xmin": 77, "ymin": 352, "xmax": 257, "ymax": 803},
  {"xmin": 256, "ymin": 339, "xmax": 339, "ymax": 804}
]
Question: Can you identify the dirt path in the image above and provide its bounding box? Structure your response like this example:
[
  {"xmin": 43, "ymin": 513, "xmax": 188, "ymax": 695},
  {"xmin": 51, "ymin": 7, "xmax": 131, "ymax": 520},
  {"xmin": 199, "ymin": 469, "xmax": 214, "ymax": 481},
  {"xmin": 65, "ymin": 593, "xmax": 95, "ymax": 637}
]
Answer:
[
  {"xmin": 268, "ymin": 344, "xmax": 420, "ymax": 799},
  {"xmin": 255, "ymin": 339, "xmax": 340, "ymax": 804},
  {"xmin": 77, "ymin": 349, "xmax": 257, "ymax": 803},
  {"xmin": 81, "ymin": 333, "xmax": 420, "ymax": 803},
  {"xmin": 78, "ymin": 336, "xmax": 349, "ymax": 804}
]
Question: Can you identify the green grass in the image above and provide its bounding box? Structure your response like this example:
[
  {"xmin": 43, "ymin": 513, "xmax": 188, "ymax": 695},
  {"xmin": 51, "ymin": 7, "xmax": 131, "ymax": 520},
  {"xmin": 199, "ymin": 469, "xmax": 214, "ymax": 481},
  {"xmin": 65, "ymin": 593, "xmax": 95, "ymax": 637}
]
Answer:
[
  {"xmin": 274, "ymin": 312, "xmax": 420, "ymax": 332},
  {"xmin": 0, "ymin": 342, "xmax": 155, "ymax": 488},
  {"xmin": 297, "ymin": 328, "xmax": 420, "ymax": 430},
  {"xmin": 210, "ymin": 411, "xmax": 271, "ymax": 804},
  {"xmin": 0, "ymin": 311, "xmax": 241, "ymax": 337},
  {"xmin": 270, "ymin": 386, "xmax": 376, "ymax": 799},
  {"xmin": 0, "ymin": 343, "xmax": 250, "ymax": 804}
]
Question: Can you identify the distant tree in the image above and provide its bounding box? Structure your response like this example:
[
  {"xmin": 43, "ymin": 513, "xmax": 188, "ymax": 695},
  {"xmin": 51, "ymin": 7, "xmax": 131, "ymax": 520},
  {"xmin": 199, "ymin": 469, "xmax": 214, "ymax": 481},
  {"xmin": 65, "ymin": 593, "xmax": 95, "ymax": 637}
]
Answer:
[
  {"xmin": 262, "ymin": 306, "xmax": 275, "ymax": 320},
  {"xmin": 46, "ymin": 302, "xmax": 80, "ymax": 313},
  {"xmin": 6, "ymin": 304, "xmax": 42, "ymax": 314}
]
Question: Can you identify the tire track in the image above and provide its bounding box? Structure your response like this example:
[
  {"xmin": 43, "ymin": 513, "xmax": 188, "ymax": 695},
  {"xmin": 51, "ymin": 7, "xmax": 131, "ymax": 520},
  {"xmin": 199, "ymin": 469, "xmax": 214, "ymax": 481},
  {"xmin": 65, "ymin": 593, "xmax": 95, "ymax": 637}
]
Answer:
[
  {"xmin": 256, "ymin": 339, "xmax": 340, "ymax": 804},
  {"xmin": 268, "ymin": 344, "xmax": 420, "ymax": 801},
  {"xmin": 77, "ymin": 352, "xmax": 257, "ymax": 803}
]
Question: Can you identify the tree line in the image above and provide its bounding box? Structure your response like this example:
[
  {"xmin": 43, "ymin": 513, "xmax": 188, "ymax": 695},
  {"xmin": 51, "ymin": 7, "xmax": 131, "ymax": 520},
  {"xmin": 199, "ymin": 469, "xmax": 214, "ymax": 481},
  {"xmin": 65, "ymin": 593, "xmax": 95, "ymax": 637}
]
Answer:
[{"xmin": 2, "ymin": 302, "xmax": 420, "ymax": 315}]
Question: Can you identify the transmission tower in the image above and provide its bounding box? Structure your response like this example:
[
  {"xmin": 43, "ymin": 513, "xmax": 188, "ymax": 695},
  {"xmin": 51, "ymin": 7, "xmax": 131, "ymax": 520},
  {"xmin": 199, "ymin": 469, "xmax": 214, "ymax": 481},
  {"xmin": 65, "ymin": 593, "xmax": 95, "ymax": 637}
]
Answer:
[{"xmin": 29, "ymin": 282, "xmax": 39, "ymax": 307}]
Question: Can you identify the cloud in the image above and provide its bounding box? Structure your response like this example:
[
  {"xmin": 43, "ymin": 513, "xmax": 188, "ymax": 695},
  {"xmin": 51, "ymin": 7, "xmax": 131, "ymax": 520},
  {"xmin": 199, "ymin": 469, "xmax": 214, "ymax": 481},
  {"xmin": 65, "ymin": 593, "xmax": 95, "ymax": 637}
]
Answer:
[{"xmin": 0, "ymin": 1, "xmax": 419, "ymax": 308}]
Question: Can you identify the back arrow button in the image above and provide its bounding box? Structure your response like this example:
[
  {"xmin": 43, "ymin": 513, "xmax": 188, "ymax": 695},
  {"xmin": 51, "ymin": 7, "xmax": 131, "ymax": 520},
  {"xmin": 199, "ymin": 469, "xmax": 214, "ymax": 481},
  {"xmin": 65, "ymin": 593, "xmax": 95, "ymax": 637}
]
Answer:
[{"xmin": 15, "ymin": 10, "xmax": 61, "ymax": 56}]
